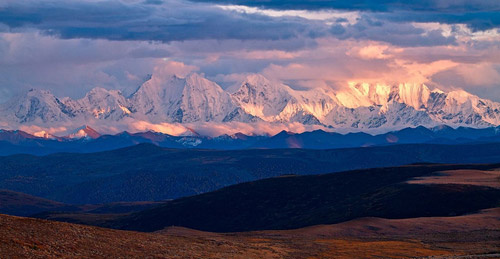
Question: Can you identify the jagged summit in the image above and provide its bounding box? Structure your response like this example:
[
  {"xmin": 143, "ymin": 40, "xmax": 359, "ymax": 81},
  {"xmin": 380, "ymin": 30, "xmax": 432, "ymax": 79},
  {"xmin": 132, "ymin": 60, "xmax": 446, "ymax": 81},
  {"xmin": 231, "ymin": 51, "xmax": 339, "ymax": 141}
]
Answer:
[
  {"xmin": 337, "ymin": 83, "xmax": 432, "ymax": 109},
  {"xmin": 1, "ymin": 73, "xmax": 499, "ymax": 134},
  {"xmin": 0, "ymin": 88, "xmax": 74, "ymax": 124},
  {"xmin": 130, "ymin": 73, "xmax": 238, "ymax": 123},
  {"xmin": 232, "ymin": 74, "xmax": 294, "ymax": 120}
]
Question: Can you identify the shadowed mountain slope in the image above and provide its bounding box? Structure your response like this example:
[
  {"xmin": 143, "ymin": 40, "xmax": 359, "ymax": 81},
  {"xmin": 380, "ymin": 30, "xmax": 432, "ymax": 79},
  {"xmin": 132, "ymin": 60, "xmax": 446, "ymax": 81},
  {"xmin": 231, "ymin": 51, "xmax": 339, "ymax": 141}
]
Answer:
[
  {"xmin": 1, "ymin": 143, "xmax": 500, "ymax": 204},
  {"xmin": 100, "ymin": 163, "xmax": 500, "ymax": 232}
]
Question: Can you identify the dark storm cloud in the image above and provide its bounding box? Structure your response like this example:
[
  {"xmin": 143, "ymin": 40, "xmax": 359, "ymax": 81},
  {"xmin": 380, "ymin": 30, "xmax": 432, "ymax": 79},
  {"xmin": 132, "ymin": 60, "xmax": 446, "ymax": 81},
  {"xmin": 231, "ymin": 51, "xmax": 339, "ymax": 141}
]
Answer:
[
  {"xmin": 191, "ymin": 0, "xmax": 500, "ymax": 30},
  {"xmin": 0, "ymin": 0, "xmax": 459, "ymax": 48},
  {"xmin": 143, "ymin": 0, "xmax": 164, "ymax": 5},
  {"xmin": 330, "ymin": 17, "xmax": 457, "ymax": 47},
  {"xmin": 372, "ymin": 11, "xmax": 500, "ymax": 32},
  {"xmin": 189, "ymin": 0, "xmax": 500, "ymax": 12},
  {"xmin": 0, "ymin": 0, "xmax": 327, "ymax": 42}
]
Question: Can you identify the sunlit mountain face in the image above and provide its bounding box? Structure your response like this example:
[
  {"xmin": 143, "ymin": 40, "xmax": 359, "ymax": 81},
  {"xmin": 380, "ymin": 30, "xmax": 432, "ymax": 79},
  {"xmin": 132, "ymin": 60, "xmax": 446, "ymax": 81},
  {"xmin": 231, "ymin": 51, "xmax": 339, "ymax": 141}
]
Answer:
[{"xmin": 0, "ymin": 0, "xmax": 499, "ymax": 137}]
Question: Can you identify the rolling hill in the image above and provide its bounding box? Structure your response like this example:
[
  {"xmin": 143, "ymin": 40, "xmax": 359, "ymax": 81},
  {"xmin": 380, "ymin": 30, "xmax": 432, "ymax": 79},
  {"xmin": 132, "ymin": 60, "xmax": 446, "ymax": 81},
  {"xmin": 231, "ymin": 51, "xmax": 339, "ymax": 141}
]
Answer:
[
  {"xmin": 2, "ymin": 208, "xmax": 499, "ymax": 258},
  {"xmin": 1, "ymin": 143, "xmax": 500, "ymax": 204},
  {"xmin": 102, "ymin": 163, "xmax": 500, "ymax": 232}
]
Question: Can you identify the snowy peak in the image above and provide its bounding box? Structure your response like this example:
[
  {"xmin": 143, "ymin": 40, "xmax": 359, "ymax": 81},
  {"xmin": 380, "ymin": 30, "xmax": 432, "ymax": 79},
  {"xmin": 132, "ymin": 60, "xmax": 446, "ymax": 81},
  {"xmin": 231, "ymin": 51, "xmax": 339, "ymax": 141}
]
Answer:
[
  {"xmin": 77, "ymin": 87, "xmax": 131, "ymax": 120},
  {"xmin": 83, "ymin": 87, "xmax": 126, "ymax": 104},
  {"xmin": 182, "ymin": 73, "xmax": 229, "ymax": 104},
  {"xmin": 184, "ymin": 73, "xmax": 222, "ymax": 91},
  {"xmin": 1, "ymin": 73, "xmax": 500, "ymax": 133},
  {"xmin": 130, "ymin": 73, "xmax": 237, "ymax": 123},
  {"xmin": 231, "ymin": 74, "xmax": 294, "ymax": 120},
  {"xmin": 66, "ymin": 125, "xmax": 101, "ymax": 139},
  {"xmin": 337, "ymin": 82, "xmax": 500, "ymax": 127},
  {"xmin": 129, "ymin": 74, "xmax": 187, "ymax": 122},
  {"xmin": 180, "ymin": 73, "xmax": 236, "ymax": 123},
  {"xmin": 235, "ymin": 74, "xmax": 293, "ymax": 97},
  {"xmin": 338, "ymin": 83, "xmax": 431, "ymax": 110},
  {"xmin": 134, "ymin": 74, "xmax": 186, "ymax": 104},
  {"xmin": 231, "ymin": 74, "xmax": 336, "ymax": 124},
  {"xmin": 446, "ymin": 90, "xmax": 475, "ymax": 105},
  {"xmin": 0, "ymin": 88, "xmax": 74, "ymax": 124},
  {"xmin": 239, "ymin": 74, "xmax": 286, "ymax": 92}
]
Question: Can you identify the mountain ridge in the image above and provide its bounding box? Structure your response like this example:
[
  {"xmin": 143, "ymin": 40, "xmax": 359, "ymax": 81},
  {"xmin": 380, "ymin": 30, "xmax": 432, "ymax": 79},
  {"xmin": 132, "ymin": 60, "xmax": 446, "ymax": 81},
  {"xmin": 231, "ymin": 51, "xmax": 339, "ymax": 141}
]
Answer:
[
  {"xmin": 1, "ymin": 125, "xmax": 500, "ymax": 156},
  {"xmin": 1, "ymin": 73, "xmax": 500, "ymax": 135}
]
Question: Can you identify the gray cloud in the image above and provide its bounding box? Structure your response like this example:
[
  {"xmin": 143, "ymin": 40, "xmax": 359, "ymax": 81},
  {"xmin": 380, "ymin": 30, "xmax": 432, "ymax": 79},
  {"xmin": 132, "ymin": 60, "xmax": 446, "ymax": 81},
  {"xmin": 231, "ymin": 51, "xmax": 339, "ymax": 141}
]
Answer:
[
  {"xmin": 331, "ymin": 17, "xmax": 457, "ymax": 47},
  {"xmin": 143, "ymin": 0, "xmax": 164, "ymax": 5},
  {"xmin": 373, "ymin": 11, "xmax": 500, "ymax": 32},
  {"xmin": 191, "ymin": 0, "xmax": 500, "ymax": 31},
  {"xmin": 189, "ymin": 0, "xmax": 500, "ymax": 12},
  {"xmin": 0, "ymin": 0, "xmax": 326, "ymax": 42},
  {"xmin": 0, "ymin": 0, "xmax": 460, "ymax": 48}
]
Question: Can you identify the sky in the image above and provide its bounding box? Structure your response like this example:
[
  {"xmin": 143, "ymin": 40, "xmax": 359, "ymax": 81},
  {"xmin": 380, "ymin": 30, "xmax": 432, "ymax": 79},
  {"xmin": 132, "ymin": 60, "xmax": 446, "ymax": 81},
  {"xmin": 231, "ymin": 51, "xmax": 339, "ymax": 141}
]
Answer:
[{"xmin": 0, "ymin": 0, "xmax": 500, "ymax": 103}]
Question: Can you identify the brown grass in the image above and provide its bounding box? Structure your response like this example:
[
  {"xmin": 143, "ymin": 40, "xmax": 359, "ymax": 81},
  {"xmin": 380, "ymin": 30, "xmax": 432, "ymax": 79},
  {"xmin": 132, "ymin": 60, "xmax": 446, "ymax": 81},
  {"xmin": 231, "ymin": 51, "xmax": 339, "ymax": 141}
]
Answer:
[
  {"xmin": 408, "ymin": 169, "xmax": 500, "ymax": 188},
  {"xmin": 1, "ymin": 208, "xmax": 499, "ymax": 258}
]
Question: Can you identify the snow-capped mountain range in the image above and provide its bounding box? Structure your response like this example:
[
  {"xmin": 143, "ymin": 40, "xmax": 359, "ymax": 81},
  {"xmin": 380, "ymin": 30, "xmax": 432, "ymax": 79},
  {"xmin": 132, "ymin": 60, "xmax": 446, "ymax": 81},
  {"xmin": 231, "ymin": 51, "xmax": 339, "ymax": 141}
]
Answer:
[{"xmin": 1, "ymin": 73, "xmax": 500, "ymax": 135}]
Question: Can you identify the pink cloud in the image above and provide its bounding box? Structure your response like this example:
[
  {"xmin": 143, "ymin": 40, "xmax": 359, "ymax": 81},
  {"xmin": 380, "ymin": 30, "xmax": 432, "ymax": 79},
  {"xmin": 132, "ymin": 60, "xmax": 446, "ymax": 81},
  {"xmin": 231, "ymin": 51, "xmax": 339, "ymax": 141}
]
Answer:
[
  {"xmin": 128, "ymin": 120, "xmax": 189, "ymax": 136},
  {"xmin": 19, "ymin": 125, "xmax": 68, "ymax": 135},
  {"xmin": 236, "ymin": 50, "xmax": 299, "ymax": 60},
  {"xmin": 151, "ymin": 60, "xmax": 199, "ymax": 80}
]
